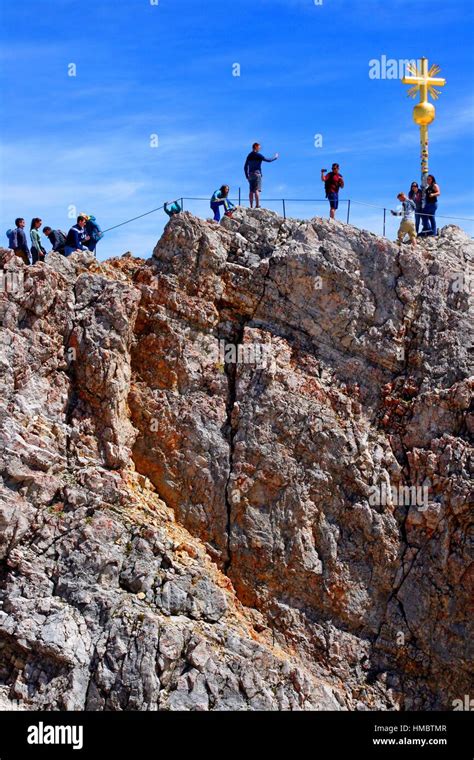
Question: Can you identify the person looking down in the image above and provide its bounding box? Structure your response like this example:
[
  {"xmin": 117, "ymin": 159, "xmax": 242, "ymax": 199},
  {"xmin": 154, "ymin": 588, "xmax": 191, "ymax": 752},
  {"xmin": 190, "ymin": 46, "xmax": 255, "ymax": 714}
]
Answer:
[{"xmin": 210, "ymin": 185, "xmax": 235, "ymax": 222}]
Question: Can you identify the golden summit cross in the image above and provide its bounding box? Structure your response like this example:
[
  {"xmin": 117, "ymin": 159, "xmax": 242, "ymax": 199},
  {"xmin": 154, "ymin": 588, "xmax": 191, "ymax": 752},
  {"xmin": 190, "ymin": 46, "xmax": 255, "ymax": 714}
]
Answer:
[{"xmin": 401, "ymin": 57, "xmax": 446, "ymax": 188}]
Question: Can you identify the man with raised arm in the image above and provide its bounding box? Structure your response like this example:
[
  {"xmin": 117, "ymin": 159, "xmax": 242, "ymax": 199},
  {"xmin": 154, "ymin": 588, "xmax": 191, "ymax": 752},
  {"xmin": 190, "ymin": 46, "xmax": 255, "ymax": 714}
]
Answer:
[{"xmin": 244, "ymin": 142, "xmax": 279, "ymax": 209}]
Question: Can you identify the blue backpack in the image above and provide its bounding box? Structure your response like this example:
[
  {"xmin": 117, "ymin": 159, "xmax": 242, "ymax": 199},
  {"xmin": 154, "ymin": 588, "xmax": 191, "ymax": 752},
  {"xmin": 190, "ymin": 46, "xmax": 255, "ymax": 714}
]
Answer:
[
  {"xmin": 86, "ymin": 216, "xmax": 104, "ymax": 242},
  {"xmin": 6, "ymin": 229, "xmax": 15, "ymax": 247}
]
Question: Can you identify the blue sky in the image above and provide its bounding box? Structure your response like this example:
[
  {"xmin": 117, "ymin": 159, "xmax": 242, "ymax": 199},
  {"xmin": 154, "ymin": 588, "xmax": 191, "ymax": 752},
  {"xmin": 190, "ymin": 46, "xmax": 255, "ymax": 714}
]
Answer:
[{"xmin": 1, "ymin": 0, "xmax": 473, "ymax": 260}]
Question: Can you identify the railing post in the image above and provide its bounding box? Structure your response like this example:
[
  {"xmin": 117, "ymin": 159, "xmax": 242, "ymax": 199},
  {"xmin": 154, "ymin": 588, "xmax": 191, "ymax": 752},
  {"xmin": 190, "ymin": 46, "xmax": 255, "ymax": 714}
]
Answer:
[
  {"xmin": 180, "ymin": 197, "xmax": 184, "ymax": 210},
  {"xmin": 282, "ymin": 199, "xmax": 286, "ymax": 219},
  {"xmin": 346, "ymin": 199, "xmax": 351, "ymax": 224},
  {"xmin": 383, "ymin": 208, "xmax": 386, "ymax": 237},
  {"xmin": 238, "ymin": 187, "xmax": 241, "ymax": 205}
]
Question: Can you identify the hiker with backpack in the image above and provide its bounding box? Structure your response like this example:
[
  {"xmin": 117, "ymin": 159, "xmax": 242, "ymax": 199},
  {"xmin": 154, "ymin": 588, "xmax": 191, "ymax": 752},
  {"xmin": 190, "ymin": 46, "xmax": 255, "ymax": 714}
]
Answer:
[
  {"xmin": 420, "ymin": 174, "xmax": 440, "ymax": 237},
  {"xmin": 6, "ymin": 218, "xmax": 30, "ymax": 264},
  {"xmin": 64, "ymin": 216, "xmax": 90, "ymax": 256},
  {"xmin": 30, "ymin": 218, "xmax": 47, "ymax": 264},
  {"xmin": 391, "ymin": 192, "xmax": 417, "ymax": 248},
  {"xmin": 82, "ymin": 214, "xmax": 104, "ymax": 254},
  {"xmin": 43, "ymin": 226, "xmax": 67, "ymax": 255},
  {"xmin": 408, "ymin": 181, "xmax": 423, "ymax": 235},
  {"xmin": 321, "ymin": 163, "xmax": 344, "ymax": 219},
  {"xmin": 244, "ymin": 143, "xmax": 279, "ymax": 208},
  {"xmin": 210, "ymin": 186, "xmax": 235, "ymax": 222}
]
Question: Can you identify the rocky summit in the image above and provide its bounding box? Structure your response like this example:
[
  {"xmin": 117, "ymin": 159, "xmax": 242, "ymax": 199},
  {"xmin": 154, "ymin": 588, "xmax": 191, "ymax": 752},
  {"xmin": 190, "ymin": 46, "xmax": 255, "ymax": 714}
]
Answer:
[{"xmin": 0, "ymin": 208, "xmax": 472, "ymax": 712}]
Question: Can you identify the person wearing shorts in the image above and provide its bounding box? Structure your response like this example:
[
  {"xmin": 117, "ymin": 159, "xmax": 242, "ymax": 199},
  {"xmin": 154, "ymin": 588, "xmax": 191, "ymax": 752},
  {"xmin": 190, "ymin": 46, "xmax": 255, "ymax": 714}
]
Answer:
[
  {"xmin": 248, "ymin": 172, "xmax": 262, "ymax": 194},
  {"xmin": 244, "ymin": 142, "xmax": 278, "ymax": 208},
  {"xmin": 321, "ymin": 164, "xmax": 344, "ymax": 219}
]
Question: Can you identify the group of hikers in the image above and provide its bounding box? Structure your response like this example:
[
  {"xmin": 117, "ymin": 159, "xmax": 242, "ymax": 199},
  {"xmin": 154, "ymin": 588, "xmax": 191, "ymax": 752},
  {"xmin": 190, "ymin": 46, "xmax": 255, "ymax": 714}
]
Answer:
[
  {"xmin": 6, "ymin": 214, "xmax": 103, "ymax": 264},
  {"xmin": 5, "ymin": 142, "xmax": 442, "ymax": 263},
  {"xmin": 389, "ymin": 175, "xmax": 441, "ymax": 248},
  {"xmin": 165, "ymin": 144, "xmax": 441, "ymax": 249}
]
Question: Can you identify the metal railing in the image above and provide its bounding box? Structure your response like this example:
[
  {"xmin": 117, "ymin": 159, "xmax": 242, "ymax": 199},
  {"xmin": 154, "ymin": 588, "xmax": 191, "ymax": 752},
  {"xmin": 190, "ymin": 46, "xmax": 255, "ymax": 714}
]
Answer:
[{"xmin": 103, "ymin": 192, "xmax": 474, "ymax": 239}]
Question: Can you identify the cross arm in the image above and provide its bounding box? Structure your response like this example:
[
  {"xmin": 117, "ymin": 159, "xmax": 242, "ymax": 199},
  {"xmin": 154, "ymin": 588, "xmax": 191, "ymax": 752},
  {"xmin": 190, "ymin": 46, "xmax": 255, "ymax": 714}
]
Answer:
[{"xmin": 401, "ymin": 76, "xmax": 446, "ymax": 86}]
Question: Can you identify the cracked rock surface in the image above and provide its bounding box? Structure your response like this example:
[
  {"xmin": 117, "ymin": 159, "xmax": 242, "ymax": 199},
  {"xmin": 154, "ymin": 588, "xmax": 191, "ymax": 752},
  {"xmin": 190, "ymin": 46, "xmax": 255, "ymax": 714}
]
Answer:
[{"xmin": 0, "ymin": 208, "xmax": 472, "ymax": 711}]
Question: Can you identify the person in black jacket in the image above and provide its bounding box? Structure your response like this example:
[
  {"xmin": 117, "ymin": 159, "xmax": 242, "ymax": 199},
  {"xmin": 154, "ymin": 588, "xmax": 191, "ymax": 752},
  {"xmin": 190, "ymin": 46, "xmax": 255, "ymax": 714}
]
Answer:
[
  {"xmin": 408, "ymin": 182, "xmax": 423, "ymax": 235},
  {"xmin": 420, "ymin": 174, "xmax": 441, "ymax": 237},
  {"xmin": 43, "ymin": 227, "xmax": 66, "ymax": 255}
]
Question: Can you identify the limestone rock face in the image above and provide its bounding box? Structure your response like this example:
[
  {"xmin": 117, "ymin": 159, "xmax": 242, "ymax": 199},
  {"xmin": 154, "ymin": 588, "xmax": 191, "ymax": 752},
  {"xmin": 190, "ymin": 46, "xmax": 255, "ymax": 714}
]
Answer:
[{"xmin": 0, "ymin": 209, "xmax": 472, "ymax": 711}]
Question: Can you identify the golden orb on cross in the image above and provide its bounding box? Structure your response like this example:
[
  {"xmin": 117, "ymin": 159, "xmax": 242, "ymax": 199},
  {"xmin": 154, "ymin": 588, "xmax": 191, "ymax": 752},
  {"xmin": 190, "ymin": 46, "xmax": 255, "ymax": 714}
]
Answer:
[{"xmin": 413, "ymin": 101, "xmax": 436, "ymax": 125}]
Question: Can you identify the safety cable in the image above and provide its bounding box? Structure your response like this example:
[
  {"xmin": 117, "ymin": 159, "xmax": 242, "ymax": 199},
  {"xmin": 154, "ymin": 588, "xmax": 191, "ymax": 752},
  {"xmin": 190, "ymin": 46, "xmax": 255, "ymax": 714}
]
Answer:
[{"xmin": 101, "ymin": 196, "xmax": 474, "ymax": 234}]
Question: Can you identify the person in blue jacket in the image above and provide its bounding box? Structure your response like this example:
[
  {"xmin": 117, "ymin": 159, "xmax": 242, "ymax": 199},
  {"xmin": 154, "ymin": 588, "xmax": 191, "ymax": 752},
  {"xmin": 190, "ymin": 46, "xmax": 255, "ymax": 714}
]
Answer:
[
  {"xmin": 210, "ymin": 186, "xmax": 235, "ymax": 222},
  {"xmin": 164, "ymin": 200, "xmax": 182, "ymax": 218},
  {"xmin": 244, "ymin": 142, "xmax": 279, "ymax": 208},
  {"xmin": 7, "ymin": 218, "xmax": 30, "ymax": 264},
  {"xmin": 81, "ymin": 214, "xmax": 103, "ymax": 254},
  {"xmin": 64, "ymin": 216, "xmax": 90, "ymax": 256}
]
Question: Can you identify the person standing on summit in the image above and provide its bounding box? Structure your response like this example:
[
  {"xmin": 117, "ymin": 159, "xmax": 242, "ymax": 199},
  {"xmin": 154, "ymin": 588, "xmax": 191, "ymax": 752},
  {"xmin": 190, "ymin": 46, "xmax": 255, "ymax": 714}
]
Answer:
[
  {"xmin": 321, "ymin": 163, "xmax": 344, "ymax": 219},
  {"xmin": 244, "ymin": 142, "xmax": 279, "ymax": 208}
]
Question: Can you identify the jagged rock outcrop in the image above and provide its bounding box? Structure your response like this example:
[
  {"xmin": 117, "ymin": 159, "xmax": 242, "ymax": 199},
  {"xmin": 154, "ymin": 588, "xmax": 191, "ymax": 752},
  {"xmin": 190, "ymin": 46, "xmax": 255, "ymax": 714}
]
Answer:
[{"xmin": 0, "ymin": 209, "xmax": 472, "ymax": 711}]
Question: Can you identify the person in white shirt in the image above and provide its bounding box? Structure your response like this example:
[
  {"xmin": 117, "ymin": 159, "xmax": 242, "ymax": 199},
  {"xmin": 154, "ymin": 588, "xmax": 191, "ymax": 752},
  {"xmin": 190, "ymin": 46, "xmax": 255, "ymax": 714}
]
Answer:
[{"xmin": 391, "ymin": 193, "xmax": 417, "ymax": 248}]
